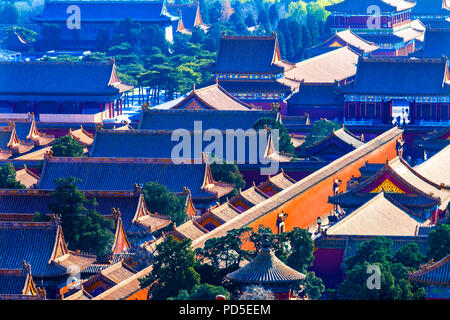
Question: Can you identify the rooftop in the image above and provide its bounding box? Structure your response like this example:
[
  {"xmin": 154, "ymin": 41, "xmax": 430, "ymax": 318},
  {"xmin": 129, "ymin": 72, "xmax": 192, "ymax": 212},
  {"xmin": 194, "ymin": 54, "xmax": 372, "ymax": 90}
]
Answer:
[
  {"xmin": 284, "ymin": 47, "xmax": 359, "ymax": 84},
  {"xmin": 138, "ymin": 108, "xmax": 277, "ymax": 131},
  {"xmin": 206, "ymin": 34, "xmax": 286, "ymax": 74},
  {"xmin": 345, "ymin": 57, "xmax": 450, "ymax": 96},
  {"xmin": 326, "ymin": 192, "xmax": 428, "ymax": 236},
  {"xmin": 0, "ymin": 61, "xmax": 132, "ymax": 99}
]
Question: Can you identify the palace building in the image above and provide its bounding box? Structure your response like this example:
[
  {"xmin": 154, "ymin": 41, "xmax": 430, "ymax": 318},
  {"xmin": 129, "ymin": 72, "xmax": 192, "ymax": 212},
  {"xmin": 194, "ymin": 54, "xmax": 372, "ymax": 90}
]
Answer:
[
  {"xmin": 330, "ymin": 156, "xmax": 450, "ymax": 219},
  {"xmin": 0, "ymin": 60, "xmax": 133, "ymax": 123},
  {"xmin": 0, "ymin": 219, "xmax": 96, "ymax": 298},
  {"xmin": 205, "ymin": 34, "xmax": 298, "ymax": 114},
  {"xmin": 0, "ymin": 263, "xmax": 46, "ymax": 300},
  {"xmin": 341, "ymin": 57, "xmax": 450, "ymax": 125},
  {"xmin": 31, "ymin": 0, "xmax": 178, "ymax": 49},
  {"xmin": 325, "ymin": 0, "xmax": 424, "ymax": 56},
  {"xmin": 304, "ymin": 29, "xmax": 379, "ymax": 57}
]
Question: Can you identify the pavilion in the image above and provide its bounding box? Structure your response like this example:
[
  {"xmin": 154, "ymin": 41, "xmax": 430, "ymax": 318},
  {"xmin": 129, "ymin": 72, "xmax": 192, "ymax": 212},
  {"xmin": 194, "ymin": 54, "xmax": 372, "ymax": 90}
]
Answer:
[{"xmin": 225, "ymin": 238, "xmax": 305, "ymax": 300}]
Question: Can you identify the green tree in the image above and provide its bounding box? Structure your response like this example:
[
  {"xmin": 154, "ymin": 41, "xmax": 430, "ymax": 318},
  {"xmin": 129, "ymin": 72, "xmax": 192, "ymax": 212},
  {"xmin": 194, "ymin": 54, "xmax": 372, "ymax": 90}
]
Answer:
[
  {"xmin": 51, "ymin": 135, "xmax": 84, "ymax": 157},
  {"xmin": 345, "ymin": 236, "xmax": 393, "ymax": 270},
  {"xmin": 303, "ymin": 120, "xmax": 341, "ymax": 148},
  {"xmin": 0, "ymin": 164, "xmax": 25, "ymax": 189},
  {"xmin": 338, "ymin": 237, "xmax": 425, "ymax": 300},
  {"xmin": 391, "ymin": 242, "xmax": 426, "ymax": 268},
  {"xmin": 142, "ymin": 182, "xmax": 187, "ymax": 226},
  {"xmin": 210, "ymin": 161, "xmax": 245, "ymax": 196},
  {"xmin": 303, "ymin": 271, "xmax": 325, "ymax": 300},
  {"xmin": 48, "ymin": 177, "xmax": 115, "ymax": 256},
  {"xmin": 140, "ymin": 236, "xmax": 201, "ymax": 299},
  {"xmin": 253, "ymin": 117, "xmax": 295, "ymax": 155},
  {"xmin": 427, "ymin": 224, "xmax": 450, "ymax": 261},
  {"xmin": 170, "ymin": 283, "xmax": 230, "ymax": 300}
]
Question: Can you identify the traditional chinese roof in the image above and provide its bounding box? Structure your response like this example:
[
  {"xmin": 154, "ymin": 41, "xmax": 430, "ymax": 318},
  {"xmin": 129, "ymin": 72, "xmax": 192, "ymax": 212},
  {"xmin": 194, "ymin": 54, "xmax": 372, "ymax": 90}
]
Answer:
[
  {"xmin": 90, "ymin": 128, "xmax": 274, "ymax": 163},
  {"xmin": 345, "ymin": 57, "xmax": 450, "ymax": 96},
  {"xmin": 326, "ymin": 192, "xmax": 428, "ymax": 236},
  {"xmin": 411, "ymin": 0, "xmax": 450, "ymax": 17},
  {"xmin": 0, "ymin": 220, "xmax": 95, "ymax": 278},
  {"xmin": 169, "ymin": 83, "xmax": 251, "ymax": 111},
  {"xmin": 285, "ymin": 47, "xmax": 359, "ymax": 84},
  {"xmin": 225, "ymin": 242, "xmax": 305, "ymax": 285},
  {"xmin": 92, "ymin": 264, "xmax": 153, "ymax": 300},
  {"xmin": 265, "ymin": 171, "xmax": 297, "ymax": 190},
  {"xmin": 38, "ymin": 156, "xmax": 232, "ymax": 200},
  {"xmin": 167, "ymin": 1, "xmax": 206, "ymax": 33},
  {"xmin": 205, "ymin": 201, "xmax": 242, "ymax": 224},
  {"xmin": 288, "ymin": 83, "xmax": 345, "ymax": 106},
  {"xmin": 15, "ymin": 166, "xmax": 39, "ymax": 188},
  {"xmin": 0, "ymin": 267, "xmax": 45, "ymax": 300},
  {"xmin": 206, "ymin": 34, "xmax": 286, "ymax": 74},
  {"xmin": 0, "ymin": 123, "xmax": 34, "ymax": 156},
  {"xmin": 172, "ymin": 219, "xmax": 208, "ymax": 241},
  {"xmin": 414, "ymin": 144, "xmax": 450, "ymax": 187},
  {"xmin": 325, "ymin": 0, "xmax": 415, "ymax": 13},
  {"xmin": 0, "ymin": 61, "xmax": 133, "ymax": 100},
  {"xmin": 69, "ymin": 126, "xmax": 94, "ymax": 146},
  {"xmin": 409, "ymin": 254, "xmax": 450, "ymax": 286},
  {"xmin": 0, "ymin": 117, "xmax": 54, "ymax": 146},
  {"xmin": 77, "ymin": 261, "xmax": 137, "ymax": 298},
  {"xmin": 33, "ymin": 0, "xmax": 176, "ymax": 23},
  {"xmin": 334, "ymin": 157, "xmax": 448, "ymax": 210},
  {"xmin": 138, "ymin": 109, "xmax": 278, "ymax": 131},
  {"xmin": 304, "ymin": 128, "xmax": 365, "ymax": 161},
  {"xmin": 305, "ymin": 29, "xmax": 380, "ymax": 57},
  {"xmin": 329, "ymin": 192, "xmax": 440, "ymax": 209}
]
